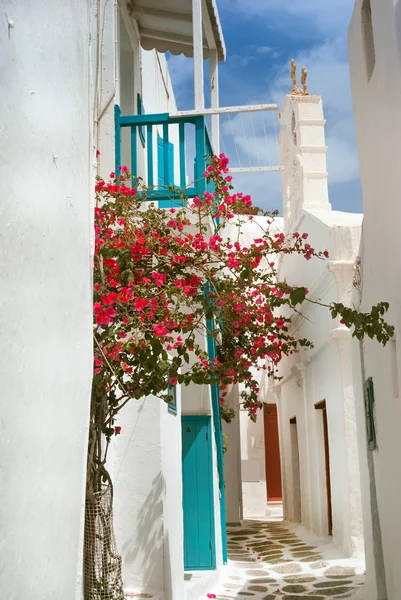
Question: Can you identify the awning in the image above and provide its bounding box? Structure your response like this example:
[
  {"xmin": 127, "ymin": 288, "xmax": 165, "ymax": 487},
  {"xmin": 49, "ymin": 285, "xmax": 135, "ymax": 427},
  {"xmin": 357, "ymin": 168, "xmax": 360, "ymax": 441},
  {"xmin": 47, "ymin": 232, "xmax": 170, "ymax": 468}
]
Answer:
[{"xmin": 127, "ymin": 0, "xmax": 226, "ymax": 62}]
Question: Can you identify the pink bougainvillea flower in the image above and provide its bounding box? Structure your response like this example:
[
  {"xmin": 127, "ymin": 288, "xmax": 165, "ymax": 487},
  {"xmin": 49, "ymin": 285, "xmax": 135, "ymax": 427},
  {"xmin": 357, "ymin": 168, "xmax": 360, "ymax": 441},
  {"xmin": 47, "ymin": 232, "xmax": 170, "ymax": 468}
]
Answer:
[
  {"xmin": 168, "ymin": 377, "xmax": 178, "ymax": 387},
  {"xmin": 153, "ymin": 324, "xmax": 168, "ymax": 337},
  {"xmin": 134, "ymin": 298, "xmax": 148, "ymax": 311},
  {"xmin": 115, "ymin": 426, "xmax": 121, "ymax": 435},
  {"xmin": 206, "ymin": 594, "xmax": 216, "ymax": 599},
  {"xmin": 96, "ymin": 149, "xmax": 100, "ymax": 157}
]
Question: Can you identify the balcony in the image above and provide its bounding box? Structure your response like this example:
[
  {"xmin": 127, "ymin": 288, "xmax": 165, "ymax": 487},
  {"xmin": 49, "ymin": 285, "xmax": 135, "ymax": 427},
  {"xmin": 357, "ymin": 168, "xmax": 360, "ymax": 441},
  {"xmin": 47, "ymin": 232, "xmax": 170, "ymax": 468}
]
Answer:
[
  {"xmin": 114, "ymin": 103, "xmax": 281, "ymax": 210},
  {"xmin": 114, "ymin": 104, "xmax": 216, "ymax": 208}
]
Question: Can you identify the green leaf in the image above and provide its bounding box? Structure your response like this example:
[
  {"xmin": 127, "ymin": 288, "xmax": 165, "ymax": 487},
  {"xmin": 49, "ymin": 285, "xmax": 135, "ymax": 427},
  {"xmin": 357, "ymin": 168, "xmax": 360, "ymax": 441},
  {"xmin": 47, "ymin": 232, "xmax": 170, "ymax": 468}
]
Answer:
[{"xmin": 290, "ymin": 287, "xmax": 306, "ymax": 306}]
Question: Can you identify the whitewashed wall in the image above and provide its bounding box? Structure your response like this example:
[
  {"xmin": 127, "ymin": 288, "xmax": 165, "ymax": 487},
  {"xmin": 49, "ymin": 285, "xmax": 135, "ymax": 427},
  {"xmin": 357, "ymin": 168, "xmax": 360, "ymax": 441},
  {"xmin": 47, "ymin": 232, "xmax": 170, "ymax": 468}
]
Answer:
[
  {"xmin": 272, "ymin": 94, "xmax": 364, "ymax": 556},
  {"xmin": 222, "ymin": 217, "xmax": 283, "ymax": 519},
  {"xmin": 107, "ymin": 13, "xmax": 225, "ymax": 598},
  {"xmin": 349, "ymin": 1, "xmax": 401, "ymax": 598},
  {"xmin": 112, "ymin": 388, "xmax": 184, "ymax": 600},
  {"xmin": 0, "ymin": 2, "xmax": 93, "ymax": 599},
  {"xmin": 222, "ymin": 384, "xmax": 243, "ymax": 524}
]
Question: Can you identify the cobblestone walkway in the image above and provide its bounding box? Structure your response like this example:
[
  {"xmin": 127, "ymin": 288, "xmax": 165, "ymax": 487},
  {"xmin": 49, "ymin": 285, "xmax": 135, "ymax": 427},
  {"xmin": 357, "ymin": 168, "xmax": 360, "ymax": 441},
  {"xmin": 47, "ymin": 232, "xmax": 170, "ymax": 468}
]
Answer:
[{"xmin": 208, "ymin": 519, "xmax": 365, "ymax": 600}]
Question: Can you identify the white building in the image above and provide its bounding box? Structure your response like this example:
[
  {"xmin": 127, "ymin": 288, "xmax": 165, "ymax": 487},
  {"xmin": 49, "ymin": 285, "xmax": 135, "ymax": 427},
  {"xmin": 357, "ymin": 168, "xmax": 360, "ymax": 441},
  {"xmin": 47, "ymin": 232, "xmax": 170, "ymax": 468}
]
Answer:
[
  {"xmin": 4, "ymin": 0, "xmax": 387, "ymax": 598},
  {"xmin": 348, "ymin": 2, "xmax": 401, "ymax": 599},
  {"xmin": 1, "ymin": 1, "xmax": 228, "ymax": 599},
  {"xmin": 235, "ymin": 90, "xmax": 366, "ymax": 560},
  {"xmin": 276, "ymin": 92, "xmax": 364, "ymax": 557}
]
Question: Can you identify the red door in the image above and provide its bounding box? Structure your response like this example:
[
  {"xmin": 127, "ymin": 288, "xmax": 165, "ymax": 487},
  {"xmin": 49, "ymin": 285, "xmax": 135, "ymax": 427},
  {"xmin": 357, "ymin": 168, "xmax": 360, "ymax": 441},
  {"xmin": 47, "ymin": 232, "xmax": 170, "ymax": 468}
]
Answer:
[{"xmin": 264, "ymin": 404, "xmax": 283, "ymax": 501}]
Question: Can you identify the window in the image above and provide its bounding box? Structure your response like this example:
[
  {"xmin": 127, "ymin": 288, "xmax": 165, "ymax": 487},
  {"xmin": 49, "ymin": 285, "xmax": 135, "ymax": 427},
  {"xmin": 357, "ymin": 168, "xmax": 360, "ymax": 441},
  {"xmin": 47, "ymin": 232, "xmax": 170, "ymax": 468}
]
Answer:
[
  {"xmin": 364, "ymin": 377, "xmax": 377, "ymax": 450},
  {"xmin": 361, "ymin": 0, "xmax": 376, "ymax": 81},
  {"xmin": 167, "ymin": 381, "xmax": 177, "ymax": 415}
]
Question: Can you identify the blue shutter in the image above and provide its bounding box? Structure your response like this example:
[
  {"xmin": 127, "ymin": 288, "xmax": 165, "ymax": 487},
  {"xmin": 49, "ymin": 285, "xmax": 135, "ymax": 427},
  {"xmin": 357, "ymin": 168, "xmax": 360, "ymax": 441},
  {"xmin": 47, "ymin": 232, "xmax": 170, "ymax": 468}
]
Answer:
[{"xmin": 157, "ymin": 134, "xmax": 175, "ymax": 208}]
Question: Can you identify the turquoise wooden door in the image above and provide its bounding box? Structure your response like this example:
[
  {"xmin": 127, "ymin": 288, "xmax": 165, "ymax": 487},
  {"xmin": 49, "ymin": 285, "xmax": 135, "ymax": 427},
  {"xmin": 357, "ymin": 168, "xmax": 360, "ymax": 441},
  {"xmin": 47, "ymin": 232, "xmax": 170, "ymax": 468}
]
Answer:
[
  {"xmin": 157, "ymin": 135, "xmax": 175, "ymax": 208},
  {"xmin": 182, "ymin": 416, "xmax": 216, "ymax": 570}
]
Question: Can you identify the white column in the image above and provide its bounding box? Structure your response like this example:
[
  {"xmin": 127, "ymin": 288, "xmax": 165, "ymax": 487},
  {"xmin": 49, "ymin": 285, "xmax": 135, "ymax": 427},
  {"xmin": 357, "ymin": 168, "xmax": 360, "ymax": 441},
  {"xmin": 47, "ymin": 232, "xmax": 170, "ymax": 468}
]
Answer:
[
  {"xmin": 296, "ymin": 362, "xmax": 313, "ymax": 530},
  {"xmin": 273, "ymin": 385, "xmax": 287, "ymax": 515},
  {"xmin": 192, "ymin": 0, "xmax": 204, "ymax": 110},
  {"xmin": 210, "ymin": 50, "xmax": 220, "ymax": 154},
  {"xmin": 222, "ymin": 402, "xmax": 243, "ymax": 522}
]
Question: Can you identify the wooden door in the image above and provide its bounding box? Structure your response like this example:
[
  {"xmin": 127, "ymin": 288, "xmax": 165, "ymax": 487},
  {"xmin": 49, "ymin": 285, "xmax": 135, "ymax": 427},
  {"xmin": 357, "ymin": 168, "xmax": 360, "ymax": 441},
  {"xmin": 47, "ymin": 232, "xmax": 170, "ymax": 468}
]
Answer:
[
  {"xmin": 264, "ymin": 405, "xmax": 283, "ymax": 501},
  {"xmin": 182, "ymin": 416, "xmax": 216, "ymax": 570},
  {"xmin": 322, "ymin": 406, "xmax": 333, "ymax": 535},
  {"xmin": 290, "ymin": 417, "xmax": 302, "ymax": 521},
  {"xmin": 315, "ymin": 400, "xmax": 333, "ymax": 536}
]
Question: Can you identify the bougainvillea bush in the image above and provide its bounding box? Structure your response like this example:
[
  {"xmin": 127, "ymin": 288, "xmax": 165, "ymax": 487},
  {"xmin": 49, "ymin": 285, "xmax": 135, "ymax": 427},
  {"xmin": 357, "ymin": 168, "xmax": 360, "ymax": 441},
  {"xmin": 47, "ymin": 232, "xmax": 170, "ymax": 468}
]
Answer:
[
  {"xmin": 92, "ymin": 155, "xmax": 393, "ymax": 440},
  {"xmin": 85, "ymin": 153, "xmax": 393, "ymax": 599}
]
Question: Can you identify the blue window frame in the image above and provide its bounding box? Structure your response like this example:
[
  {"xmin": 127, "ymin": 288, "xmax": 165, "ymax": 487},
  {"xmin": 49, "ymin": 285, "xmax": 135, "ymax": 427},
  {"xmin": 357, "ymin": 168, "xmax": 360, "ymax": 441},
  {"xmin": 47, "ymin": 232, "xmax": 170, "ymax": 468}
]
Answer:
[
  {"xmin": 167, "ymin": 382, "xmax": 177, "ymax": 415},
  {"xmin": 157, "ymin": 134, "xmax": 175, "ymax": 208}
]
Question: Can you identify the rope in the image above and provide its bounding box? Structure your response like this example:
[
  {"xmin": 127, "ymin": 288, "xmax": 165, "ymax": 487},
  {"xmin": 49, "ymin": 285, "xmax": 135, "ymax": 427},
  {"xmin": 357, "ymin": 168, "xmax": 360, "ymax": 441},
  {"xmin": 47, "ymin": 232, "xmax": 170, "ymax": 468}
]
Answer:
[
  {"xmin": 262, "ymin": 109, "xmax": 272, "ymax": 167},
  {"xmin": 250, "ymin": 112, "xmax": 261, "ymax": 167},
  {"xmin": 272, "ymin": 110, "xmax": 279, "ymax": 164},
  {"xmin": 240, "ymin": 112, "xmax": 252, "ymax": 167},
  {"xmin": 228, "ymin": 112, "xmax": 241, "ymax": 168}
]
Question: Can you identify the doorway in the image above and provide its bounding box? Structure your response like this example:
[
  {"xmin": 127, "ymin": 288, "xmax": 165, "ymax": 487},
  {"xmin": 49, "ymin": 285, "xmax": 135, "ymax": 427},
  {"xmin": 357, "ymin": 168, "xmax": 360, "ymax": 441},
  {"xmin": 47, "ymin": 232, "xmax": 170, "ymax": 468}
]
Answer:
[
  {"xmin": 181, "ymin": 416, "xmax": 216, "ymax": 570},
  {"xmin": 263, "ymin": 404, "xmax": 283, "ymax": 501},
  {"xmin": 289, "ymin": 417, "xmax": 302, "ymax": 522},
  {"xmin": 315, "ymin": 400, "xmax": 333, "ymax": 536}
]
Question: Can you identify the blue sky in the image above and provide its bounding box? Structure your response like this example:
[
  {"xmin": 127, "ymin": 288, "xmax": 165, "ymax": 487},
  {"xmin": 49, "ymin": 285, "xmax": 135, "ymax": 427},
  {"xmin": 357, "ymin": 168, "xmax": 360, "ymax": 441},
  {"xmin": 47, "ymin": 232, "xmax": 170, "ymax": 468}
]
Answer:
[{"xmin": 167, "ymin": 0, "xmax": 362, "ymax": 214}]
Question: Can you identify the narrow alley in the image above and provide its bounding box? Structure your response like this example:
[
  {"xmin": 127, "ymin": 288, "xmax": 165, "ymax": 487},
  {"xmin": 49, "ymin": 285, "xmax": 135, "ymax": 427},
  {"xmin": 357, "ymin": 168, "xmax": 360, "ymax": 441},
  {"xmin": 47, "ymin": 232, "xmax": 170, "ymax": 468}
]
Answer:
[{"xmin": 208, "ymin": 506, "xmax": 365, "ymax": 600}]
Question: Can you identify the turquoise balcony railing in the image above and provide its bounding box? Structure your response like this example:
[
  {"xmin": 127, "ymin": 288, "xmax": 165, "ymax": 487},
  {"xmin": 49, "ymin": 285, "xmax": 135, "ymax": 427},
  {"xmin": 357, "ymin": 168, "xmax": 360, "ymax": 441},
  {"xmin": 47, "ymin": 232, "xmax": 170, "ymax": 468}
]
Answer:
[{"xmin": 114, "ymin": 105, "xmax": 215, "ymax": 208}]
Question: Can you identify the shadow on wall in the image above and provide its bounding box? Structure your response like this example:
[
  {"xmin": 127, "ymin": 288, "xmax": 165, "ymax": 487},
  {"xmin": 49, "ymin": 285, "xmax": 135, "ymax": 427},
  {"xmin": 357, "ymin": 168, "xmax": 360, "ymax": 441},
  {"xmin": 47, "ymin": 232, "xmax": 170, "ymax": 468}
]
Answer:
[{"xmin": 122, "ymin": 473, "xmax": 164, "ymax": 594}]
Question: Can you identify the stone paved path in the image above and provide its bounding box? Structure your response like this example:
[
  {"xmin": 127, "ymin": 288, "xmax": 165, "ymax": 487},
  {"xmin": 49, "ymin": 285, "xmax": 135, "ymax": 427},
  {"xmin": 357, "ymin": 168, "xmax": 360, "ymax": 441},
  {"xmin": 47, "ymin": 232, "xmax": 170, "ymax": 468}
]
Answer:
[{"xmin": 207, "ymin": 519, "xmax": 365, "ymax": 600}]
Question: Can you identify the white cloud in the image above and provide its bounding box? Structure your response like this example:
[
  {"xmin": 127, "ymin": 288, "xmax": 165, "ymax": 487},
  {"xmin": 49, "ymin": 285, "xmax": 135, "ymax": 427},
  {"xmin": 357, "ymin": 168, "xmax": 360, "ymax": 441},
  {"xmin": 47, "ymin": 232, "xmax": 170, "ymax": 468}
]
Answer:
[
  {"xmin": 256, "ymin": 46, "xmax": 275, "ymax": 55},
  {"xmin": 217, "ymin": 36, "xmax": 360, "ymax": 209},
  {"xmin": 219, "ymin": 0, "xmax": 354, "ymax": 35},
  {"xmin": 228, "ymin": 54, "xmax": 257, "ymax": 68},
  {"xmin": 166, "ymin": 5, "xmax": 361, "ymax": 212},
  {"xmin": 166, "ymin": 54, "xmax": 194, "ymax": 104}
]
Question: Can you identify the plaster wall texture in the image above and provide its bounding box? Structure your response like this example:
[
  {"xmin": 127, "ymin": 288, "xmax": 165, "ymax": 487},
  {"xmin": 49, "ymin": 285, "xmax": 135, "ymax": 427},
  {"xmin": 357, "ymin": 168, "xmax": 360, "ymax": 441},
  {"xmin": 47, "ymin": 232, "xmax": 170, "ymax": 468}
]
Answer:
[
  {"xmin": 106, "ymin": 24, "xmax": 224, "ymax": 600},
  {"xmin": 349, "ymin": 0, "xmax": 401, "ymax": 597},
  {"xmin": 221, "ymin": 217, "xmax": 284, "ymax": 519},
  {"xmin": 0, "ymin": 2, "xmax": 93, "ymax": 599},
  {"xmin": 95, "ymin": 0, "xmax": 119, "ymax": 178},
  {"xmin": 112, "ymin": 395, "xmax": 164, "ymax": 596},
  {"xmin": 270, "ymin": 94, "xmax": 364, "ymax": 557},
  {"xmin": 112, "ymin": 386, "xmax": 185, "ymax": 600},
  {"xmin": 98, "ymin": 5, "xmax": 181, "ymax": 187},
  {"xmin": 222, "ymin": 384, "xmax": 243, "ymax": 524},
  {"xmin": 99, "ymin": 14, "xmax": 217, "ymax": 598}
]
